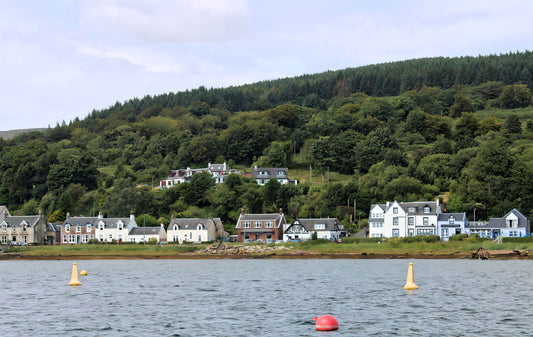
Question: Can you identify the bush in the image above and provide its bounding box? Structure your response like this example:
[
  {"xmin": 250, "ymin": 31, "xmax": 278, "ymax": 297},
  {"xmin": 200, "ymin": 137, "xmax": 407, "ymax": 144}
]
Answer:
[
  {"xmin": 300, "ymin": 238, "xmax": 331, "ymax": 247},
  {"xmin": 341, "ymin": 237, "xmax": 385, "ymax": 244},
  {"xmin": 467, "ymin": 233, "xmax": 483, "ymax": 242},
  {"xmin": 448, "ymin": 233, "xmax": 469, "ymax": 241},
  {"xmin": 503, "ymin": 236, "xmax": 533, "ymax": 243}
]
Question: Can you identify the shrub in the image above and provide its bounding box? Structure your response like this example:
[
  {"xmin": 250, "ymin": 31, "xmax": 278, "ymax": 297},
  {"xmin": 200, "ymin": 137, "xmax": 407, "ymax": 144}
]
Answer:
[
  {"xmin": 449, "ymin": 234, "xmax": 469, "ymax": 241},
  {"xmin": 503, "ymin": 236, "xmax": 533, "ymax": 243},
  {"xmin": 341, "ymin": 237, "xmax": 385, "ymax": 244},
  {"xmin": 301, "ymin": 238, "xmax": 330, "ymax": 247}
]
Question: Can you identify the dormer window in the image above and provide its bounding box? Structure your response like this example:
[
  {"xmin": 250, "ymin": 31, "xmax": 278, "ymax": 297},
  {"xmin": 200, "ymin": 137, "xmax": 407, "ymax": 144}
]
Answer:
[
  {"xmin": 449, "ymin": 217, "xmax": 455, "ymax": 225},
  {"xmin": 393, "ymin": 207, "xmax": 398, "ymax": 214},
  {"xmin": 99, "ymin": 222, "xmax": 104, "ymax": 230},
  {"xmin": 265, "ymin": 221, "xmax": 273, "ymax": 228},
  {"xmin": 76, "ymin": 226, "xmax": 81, "ymax": 233},
  {"xmin": 173, "ymin": 224, "xmax": 178, "ymax": 231},
  {"xmin": 277, "ymin": 171, "xmax": 285, "ymax": 176},
  {"xmin": 65, "ymin": 224, "xmax": 70, "ymax": 232},
  {"xmin": 118, "ymin": 222, "xmax": 124, "ymax": 230},
  {"xmin": 408, "ymin": 207, "xmax": 415, "ymax": 213},
  {"xmin": 424, "ymin": 206, "xmax": 430, "ymax": 213},
  {"xmin": 197, "ymin": 224, "xmax": 203, "ymax": 231},
  {"xmin": 87, "ymin": 224, "xmax": 92, "ymax": 232},
  {"xmin": 254, "ymin": 221, "xmax": 262, "ymax": 228},
  {"xmin": 23, "ymin": 224, "xmax": 27, "ymax": 231},
  {"xmin": 314, "ymin": 224, "xmax": 325, "ymax": 230},
  {"xmin": 2, "ymin": 224, "xmax": 6, "ymax": 232},
  {"xmin": 243, "ymin": 221, "xmax": 251, "ymax": 228}
]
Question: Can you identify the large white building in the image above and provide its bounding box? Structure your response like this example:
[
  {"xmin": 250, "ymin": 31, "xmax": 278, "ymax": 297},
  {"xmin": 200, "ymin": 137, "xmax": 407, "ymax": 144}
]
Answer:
[{"xmin": 368, "ymin": 200, "xmax": 442, "ymax": 238}]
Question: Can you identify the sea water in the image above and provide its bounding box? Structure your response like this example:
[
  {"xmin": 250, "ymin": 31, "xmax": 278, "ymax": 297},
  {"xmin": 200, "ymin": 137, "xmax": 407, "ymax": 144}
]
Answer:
[{"xmin": 0, "ymin": 259, "xmax": 531, "ymax": 336}]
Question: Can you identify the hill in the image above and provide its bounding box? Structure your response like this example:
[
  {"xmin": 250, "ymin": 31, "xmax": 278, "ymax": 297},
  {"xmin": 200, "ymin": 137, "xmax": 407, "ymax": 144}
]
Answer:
[
  {"xmin": 1, "ymin": 51, "xmax": 533, "ymax": 230},
  {"xmin": 0, "ymin": 128, "xmax": 45, "ymax": 140}
]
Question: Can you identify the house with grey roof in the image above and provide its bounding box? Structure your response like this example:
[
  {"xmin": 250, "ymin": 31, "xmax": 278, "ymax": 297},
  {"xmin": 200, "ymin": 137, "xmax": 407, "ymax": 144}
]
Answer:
[
  {"xmin": 167, "ymin": 216, "xmax": 225, "ymax": 243},
  {"xmin": 94, "ymin": 212, "xmax": 138, "ymax": 243},
  {"xmin": 160, "ymin": 162, "xmax": 240, "ymax": 188},
  {"xmin": 283, "ymin": 218, "xmax": 346, "ymax": 242},
  {"xmin": 44, "ymin": 222, "xmax": 62, "ymax": 245},
  {"xmin": 252, "ymin": 166, "xmax": 297, "ymax": 186},
  {"xmin": 437, "ymin": 212, "xmax": 467, "ymax": 241},
  {"xmin": 0, "ymin": 209, "xmax": 46, "ymax": 245},
  {"xmin": 235, "ymin": 209, "xmax": 286, "ymax": 243},
  {"xmin": 128, "ymin": 224, "xmax": 167, "ymax": 244},
  {"xmin": 368, "ymin": 200, "xmax": 441, "ymax": 238},
  {"xmin": 465, "ymin": 209, "xmax": 530, "ymax": 239},
  {"xmin": 62, "ymin": 214, "xmax": 98, "ymax": 244}
]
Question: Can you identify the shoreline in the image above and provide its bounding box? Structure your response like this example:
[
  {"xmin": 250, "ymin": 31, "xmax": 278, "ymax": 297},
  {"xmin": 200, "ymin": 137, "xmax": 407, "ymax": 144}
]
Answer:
[{"xmin": 1, "ymin": 250, "xmax": 530, "ymax": 260}]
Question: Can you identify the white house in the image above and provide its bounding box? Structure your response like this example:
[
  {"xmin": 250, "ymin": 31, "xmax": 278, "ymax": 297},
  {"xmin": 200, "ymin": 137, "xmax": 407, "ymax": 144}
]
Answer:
[
  {"xmin": 160, "ymin": 162, "xmax": 240, "ymax": 188},
  {"xmin": 167, "ymin": 216, "xmax": 224, "ymax": 243},
  {"xmin": 128, "ymin": 224, "xmax": 167, "ymax": 244},
  {"xmin": 369, "ymin": 200, "xmax": 441, "ymax": 238},
  {"xmin": 94, "ymin": 212, "xmax": 138, "ymax": 243},
  {"xmin": 283, "ymin": 218, "xmax": 345, "ymax": 241}
]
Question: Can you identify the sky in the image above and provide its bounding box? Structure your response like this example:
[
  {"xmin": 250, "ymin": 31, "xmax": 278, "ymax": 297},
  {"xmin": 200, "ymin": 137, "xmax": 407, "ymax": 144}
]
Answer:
[{"xmin": 1, "ymin": 0, "xmax": 532, "ymax": 131}]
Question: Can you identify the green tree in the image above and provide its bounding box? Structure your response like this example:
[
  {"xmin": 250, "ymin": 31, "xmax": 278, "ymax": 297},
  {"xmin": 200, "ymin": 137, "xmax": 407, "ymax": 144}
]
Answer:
[{"xmin": 499, "ymin": 84, "xmax": 531, "ymax": 108}]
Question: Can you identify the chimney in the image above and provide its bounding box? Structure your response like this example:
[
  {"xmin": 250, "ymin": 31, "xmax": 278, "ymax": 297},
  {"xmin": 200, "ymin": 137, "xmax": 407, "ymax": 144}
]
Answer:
[
  {"xmin": 98, "ymin": 211, "xmax": 103, "ymax": 219},
  {"xmin": 279, "ymin": 208, "xmax": 283, "ymax": 215},
  {"xmin": 223, "ymin": 161, "xmax": 226, "ymax": 170},
  {"xmin": 241, "ymin": 208, "xmax": 245, "ymax": 215},
  {"xmin": 130, "ymin": 211, "xmax": 135, "ymax": 220},
  {"xmin": 66, "ymin": 212, "xmax": 70, "ymax": 218}
]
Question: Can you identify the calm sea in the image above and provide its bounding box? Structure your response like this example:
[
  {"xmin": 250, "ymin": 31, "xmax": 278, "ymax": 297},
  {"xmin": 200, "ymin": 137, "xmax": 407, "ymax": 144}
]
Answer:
[{"xmin": 0, "ymin": 259, "xmax": 531, "ymax": 336}]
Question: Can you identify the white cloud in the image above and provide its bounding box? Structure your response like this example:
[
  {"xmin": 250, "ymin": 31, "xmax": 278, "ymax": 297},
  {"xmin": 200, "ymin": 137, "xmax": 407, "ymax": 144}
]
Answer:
[{"xmin": 80, "ymin": 0, "xmax": 250, "ymax": 43}]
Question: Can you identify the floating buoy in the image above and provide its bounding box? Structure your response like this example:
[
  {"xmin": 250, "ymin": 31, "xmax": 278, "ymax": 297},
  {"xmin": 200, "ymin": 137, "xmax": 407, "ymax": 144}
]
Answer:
[
  {"xmin": 80, "ymin": 270, "xmax": 87, "ymax": 276},
  {"xmin": 68, "ymin": 262, "xmax": 81, "ymax": 286},
  {"xmin": 313, "ymin": 315, "xmax": 338, "ymax": 331},
  {"xmin": 403, "ymin": 262, "xmax": 418, "ymax": 290}
]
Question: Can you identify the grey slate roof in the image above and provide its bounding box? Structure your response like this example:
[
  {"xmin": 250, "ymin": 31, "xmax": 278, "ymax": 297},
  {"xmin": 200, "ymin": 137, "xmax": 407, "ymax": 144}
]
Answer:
[
  {"xmin": 437, "ymin": 213, "xmax": 466, "ymax": 222},
  {"xmin": 397, "ymin": 201, "xmax": 440, "ymax": 215},
  {"xmin": 96, "ymin": 217, "xmax": 135, "ymax": 228},
  {"xmin": 292, "ymin": 218, "xmax": 342, "ymax": 231},
  {"xmin": 129, "ymin": 227, "xmax": 162, "ymax": 235},
  {"xmin": 253, "ymin": 167, "xmax": 289, "ymax": 179},
  {"xmin": 64, "ymin": 217, "xmax": 99, "ymax": 225},
  {"xmin": 1, "ymin": 215, "xmax": 40, "ymax": 227},
  {"xmin": 168, "ymin": 218, "xmax": 216, "ymax": 230}
]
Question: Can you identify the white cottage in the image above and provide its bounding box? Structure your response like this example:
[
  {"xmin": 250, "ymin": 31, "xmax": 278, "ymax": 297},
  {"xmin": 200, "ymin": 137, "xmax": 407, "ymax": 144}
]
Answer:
[
  {"xmin": 167, "ymin": 216, "xmax": 224, "ymax": 243},
  {"xmin": 94, "ymin": 212, "xmax": 137, "ymax": 243}
]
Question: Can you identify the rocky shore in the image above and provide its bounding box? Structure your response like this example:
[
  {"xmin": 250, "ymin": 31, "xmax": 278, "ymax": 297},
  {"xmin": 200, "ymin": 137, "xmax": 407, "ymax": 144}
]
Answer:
[{"xmin": 1, "ymin": 244, "xmax": 532, "ymax": 260}]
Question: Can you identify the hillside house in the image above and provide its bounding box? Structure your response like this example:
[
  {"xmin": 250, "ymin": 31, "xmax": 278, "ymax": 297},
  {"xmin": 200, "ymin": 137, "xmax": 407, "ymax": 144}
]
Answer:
[
  {"xmin": 465, "ymin": 209, "xmax": 530, "ymax": 239},
  {"xmin": 129, "ymin": 225, "xmax": 167, "ymax": 244},
  {"xmin": 0, "ymin": 209, "xmax": 46, "ymax": 245},
  {"xmin": 252, "ymin": 167, "xmax": 297, "ymax": 186},
  {"xmin": 437, "ymin": 213, "xmax": 467, "ymax": 241},
  {"xmin": 160, "ymin": 162, "xmax": 240, "ymax": 188}
]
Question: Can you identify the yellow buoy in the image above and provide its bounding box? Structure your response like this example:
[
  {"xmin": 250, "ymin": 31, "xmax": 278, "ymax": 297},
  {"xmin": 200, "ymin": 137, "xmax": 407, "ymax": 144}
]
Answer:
[
  {"xmin": 80, "ymin": 270, "xmax": 87, "ymax": 276},
  {"xmin": 68, "ymin": 262, "xmax": 82, "ymax": 286},
  {"xmin": 403, "ymin": 262, "xmax": 418, "ymax": 290}
]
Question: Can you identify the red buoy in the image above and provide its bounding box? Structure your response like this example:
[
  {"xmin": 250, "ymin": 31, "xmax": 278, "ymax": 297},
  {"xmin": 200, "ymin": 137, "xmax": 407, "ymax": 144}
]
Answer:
[{"xmin": 313, "ymin": 315, "xmax": 339, "ymax": 331}]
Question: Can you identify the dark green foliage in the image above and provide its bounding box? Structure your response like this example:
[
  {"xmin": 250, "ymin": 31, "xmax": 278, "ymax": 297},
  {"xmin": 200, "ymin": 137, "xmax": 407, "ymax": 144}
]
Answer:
[
  {"xmin": 2, "ymin": 52, "xmax": 533, "ymax": 230},
  {"xmin": 448, "ymin": 233, "xmax": 469, "ymax": 241}
]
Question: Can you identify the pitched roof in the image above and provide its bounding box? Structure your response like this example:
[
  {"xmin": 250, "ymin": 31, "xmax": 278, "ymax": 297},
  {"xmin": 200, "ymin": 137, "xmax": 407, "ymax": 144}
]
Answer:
[
  {"xmin": 488, "ymin": 208, "xmax": 529, "ymax": 228},
  {"xmin": 129, "ymin": 227, "xmax": 163, "ymax": 235},
  {"xmin": 1, "ymin": 215, "xmax": 40, "ymax": 227},
  {"xmin": 437, "ymin": 213, "xmax": 466, "ymax": 222},
  {"xmin": 168, "ymin": 218, "xmax": 216, "ymax": 230},
  {"xmin": 64, "ymin": 217, "xmax": 99, "ymax": 225},
  {"xmin": 291, "ymin": 218, "xmax": 342, "ymax": 231},
  {"xmin": 252, "ymin": 167, "xmax": 289, "ymax": 179}
]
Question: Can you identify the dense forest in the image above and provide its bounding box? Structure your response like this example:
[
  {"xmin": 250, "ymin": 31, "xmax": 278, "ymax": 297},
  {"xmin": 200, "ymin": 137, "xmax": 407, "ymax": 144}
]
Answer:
[{"xmin": 2, "ymin": 51, "xmax": 533, "ymax": 234}]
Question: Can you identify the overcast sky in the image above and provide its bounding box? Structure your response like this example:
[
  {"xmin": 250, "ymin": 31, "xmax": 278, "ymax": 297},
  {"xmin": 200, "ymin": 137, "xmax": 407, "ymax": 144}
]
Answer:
[{"xmin": 1, "ymin": 0, "xmax": 532, "ymax": 131}]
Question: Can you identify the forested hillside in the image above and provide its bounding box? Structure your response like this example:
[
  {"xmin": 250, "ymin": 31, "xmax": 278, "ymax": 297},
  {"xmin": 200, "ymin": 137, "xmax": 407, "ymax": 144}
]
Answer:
[{"xmin": 2, "ymin": 51, "xmax": 533, "ymax": 233}]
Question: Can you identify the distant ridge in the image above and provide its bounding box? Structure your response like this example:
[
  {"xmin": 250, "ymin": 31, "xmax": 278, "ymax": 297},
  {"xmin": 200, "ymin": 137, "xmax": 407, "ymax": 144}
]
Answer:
[{"xmin": 0, "ymin": 128, "xmax": 46, "ymax": 140}]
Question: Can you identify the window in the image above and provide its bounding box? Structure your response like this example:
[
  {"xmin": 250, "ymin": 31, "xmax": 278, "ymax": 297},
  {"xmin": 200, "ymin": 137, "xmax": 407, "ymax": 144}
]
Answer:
[
  {"xmin": 417, "ymin": 228, "xmax": 434, "ymax": 235},
  {"xmin": 82, "ymin": 235, "xmax": 88, "ymax": 243},
  {"xmin": 423, "ymin": 217, "xmax": 429, "ymax": 226},
  {"xmin": 254, "ymin": 221, "xmax": 262, "ymax": 228},
  {"xmin": 197, "ymin": 224, "xmax": 203, "ymax": 230},
  {"xmin": 118, "ymin": 222, "xmax": 123, "ymax": 230},
  {"xmin": 173, "ymin": 235, "xmax": 179, "ymax": 242},
  {"xmin": 65, "ymin": 224, "xmax": 70, "ymax": 232},
  {"xmin": 108, "ymin": 234, "xmax": 113, "ymax": 240},
  {"xmin": 99, "ymin": 234, "xmax": 104, "ymax": 241},
  {"xmin": 408, "ymin": 229, "xmax": 414, "ymax": 237},
  {"xmin": 408, "ymin": 207, "xmax": 415, "ymax": 213},
  {"xmin": 87, "ymin": 224, "xmax": 92, "ymax": 232},
  {"xmin": 198, "ymin": 235, "xmax": 202, "ymax": 242},
  {"xmin": 173, "ymin": 224, "xmax": 178, "ymax": 231},
  {"xmin": 22, "ymin": 225, "xmax": 27, "ymax": 232},
  {"xmin": 424, "ymin": 206, "xmax": 430, "ymax": 213},
  {"xmin": 449, "ymin": 217, "xmax": 455, "ymax": 225},
  {"xmin": 277, "ymin": 171, "xmax": 285, "ymax": 176},
  {"xmin": 2, "ymin": 225, "xmax": 5, "ymax": 232},
  {"xmin": 393, "ymin": 207, "xmax": 398, "ymax": 214},
  {"xmin": 76, "ymin": 226, "xmax": 81, "ymax": 233},
  {"xmin": 63, "ymin": 235, "xmax": 67, "ymax": 243},
  {"xmin": 243, "ymin": 221, "xmax": 251, "ymax": 228},
  {"xmin": 99, "ymin": 223, "xmax": 104, "ymax": 230},
  {"xmin": 371, "ymin": 233, "xmax": 383, "ymax": 238},
  {"xmin": 265, "ymin": 221, "xmax": 273, "ymax": 228},
  {"xmin": 392, "ymin": 229, "xmax": 399, "ymax": 237},
  {"xmin": 69, "ymin": 235, "xmax": 76, "ymax": 243},
  {"xmin": 1, "ymin": 236, "xmax": 6, "ymax": 244},
  {"xmin": 509, "ymin": 231, "xmax": 518, "ymax": 237},
  {"xmin": 315, "ymin": 224, "xmax": 326, "ymax": 230},
  {"xmin": 118, "ymin": 234, "xmax": 122, "ymax": 241},
  {"xmin": 442, "ymin": 228, "xmax": 449, "ymax": 237},
  {"xmin": 393, "ymin": 217, "xmax": 398, "ymax": 226},
  {"xmin": 408, "ymin": 217, "xmax": 414, "ymax": 226}
]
